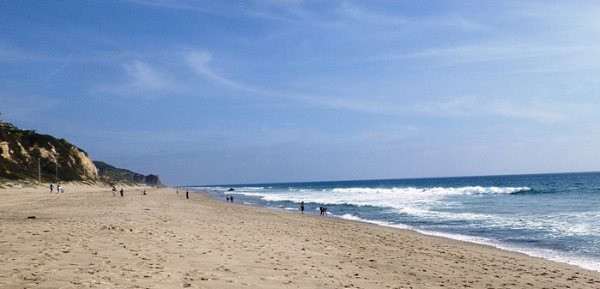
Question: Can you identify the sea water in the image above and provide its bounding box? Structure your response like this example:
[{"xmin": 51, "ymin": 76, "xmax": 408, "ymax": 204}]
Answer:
[{"xmin": 192, "ymin": 172, "xmax": 600, "ymax": 271}]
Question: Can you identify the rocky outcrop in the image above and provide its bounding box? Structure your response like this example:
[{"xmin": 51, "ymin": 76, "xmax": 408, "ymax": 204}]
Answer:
[
  {"xmin": 0, "ymin": 121, "xmax": 99, "ymax": 181},
  {"xmin": 0, "ymin": 121, "xmax": 162, "ymax": 185},
  {"xmin": 143, "ymin": 174, "xmax": 162, "ymax": 186},
  {"xmin": 94, "ymin": 161, "xmax": 162, "ymax": 186}
]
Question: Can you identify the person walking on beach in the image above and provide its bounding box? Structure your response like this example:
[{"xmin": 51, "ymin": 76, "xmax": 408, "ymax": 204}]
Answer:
[
  {"xmin": 112, "ymin": 186, "xmax": 117, "ymax": 197},
  {"xmin": 120, "ymin": 188, "xmax": 124, "ymax": 197},
  {"xmin": 186, "ymin": 190, "xmax": 189, "ymax": 200},
  {"xmin": 49, "ymin": 184, "xmax": 54, "ymax": 193},
  {"xmin": 300, "ymin": 201, "xmax": 305, "ymax": 214},
  {"xmin": 226, "ymin": 195, "xmax": 230, "ymax": 202},
  {"xmin": 57, "ymin": 183, "xmax": 62, "ymax": 194},
  {"xmin": 230, "ymin": 195, "xmax": 234, "ymax": 203}
]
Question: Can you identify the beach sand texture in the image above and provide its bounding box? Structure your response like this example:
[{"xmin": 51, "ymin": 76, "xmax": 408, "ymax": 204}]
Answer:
[{"xmin": 1, "ymin": 185, "xmax": 599, "ymax": 289}]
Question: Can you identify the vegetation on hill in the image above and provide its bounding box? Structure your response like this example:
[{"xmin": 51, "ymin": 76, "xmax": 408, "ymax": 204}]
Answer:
[
  {"xmin": 0, "ymin": 119, "xmax": 161, "ymax": 185},
  {"xmin": 0, "ymin": 121, "xmax": 98, "ymax": 182},
  {"xmin": 94, "ymin": 161, "xmax": 161, "ymax": 186}
]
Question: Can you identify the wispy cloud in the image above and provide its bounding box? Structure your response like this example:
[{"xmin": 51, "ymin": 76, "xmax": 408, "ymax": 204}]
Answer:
[
  {"xmin": 183, "ymin": 50, "xmax": 401, "ymax": 114},
  {"xmin": 183, "ymin": 50, "xmax": 576, "ymax": 123},
  {"xmin": 0, "ymin": 42, "xmax": 60, "ymax": 63},
  {"xmin": 414, "ymin": 96, "xmax": 568, "ymax": 123},
  {"xmin": 92, "ymin": 48, "xmax": 580, "ymax": 124},
  {"xmin": 376, "ymin": 44, "xmax": 600, "ymax": 69},
  {"xmin": 253, "ymin": 0, "xmax": 306, "ymax": 7},
  {"xmin": 338, "ymin": 2, "xmax": 487, "ymax": 30},
  {"xmin": 368, "ymin": 1, "xmax": 600, "ymax": 74},
  {"xmin": 94, "ymin": 60, "xmax": 179, "ymax": 98},
  {"xmin": 123, "ymin": 0, "xmax": 219, "ymax": 14},
  {"xmin": 185, "ymin": 51, "xmax": 261, "ymax": 93}
]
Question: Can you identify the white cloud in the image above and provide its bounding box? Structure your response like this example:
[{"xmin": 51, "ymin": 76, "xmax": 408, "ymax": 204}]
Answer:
[
  {"xmin": 124, "ymin": 61, "xmax": 174, "ymax": 92},
  {"xmin": 367, "ymin": 1, "xmax": 600, "ymax": 74},
  {"xmin": 183, "ymin": 50, "xmax": 579, "ymax": 123},
  {"xmin": 253, "ymin": 0, "xmax": 305, "ymax": 7},
  {"xmin": 338, "ymin": 2, "xmax": 487, "ymax": 30},
  {"xmin": 184, "ymin": 50, "xmax": 402, "ymax": 114},
  {"xmin": 185, "ymin": 51, "xmax": 258, "ymax": 92},
  {"xmin": 0, "ymin": 42, "xmax": 59, "ymax": 63},
  {"xmin": 377, "ymin": 44, "xmax": 599, "ymax": 69},
  {"xmin": 414, "ymin": 96, "xmax": 568, "ymax": 123},
  {"xmin": 94, "ymin": 60, "xmax": 179, "ymax": 98},
  {"xmin": 123, "ymin": 0, "xmax": 217, "ymax": 14}
]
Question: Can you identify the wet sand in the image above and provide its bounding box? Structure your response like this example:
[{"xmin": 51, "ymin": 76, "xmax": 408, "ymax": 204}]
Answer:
[{"xmin": 1, "ymin": 184, "xmax": 599, "ymax": 288}]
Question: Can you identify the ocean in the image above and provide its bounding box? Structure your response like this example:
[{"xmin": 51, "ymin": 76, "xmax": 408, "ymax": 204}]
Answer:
[{"xmin": 192, "ymin": 172, "xmax": 600, "ymax": 271}]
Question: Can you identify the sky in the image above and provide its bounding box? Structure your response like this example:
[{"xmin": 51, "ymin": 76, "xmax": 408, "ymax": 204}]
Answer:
[{"xmin": 1, "ymin": 0, "xmax": 600, "ymax": 185}]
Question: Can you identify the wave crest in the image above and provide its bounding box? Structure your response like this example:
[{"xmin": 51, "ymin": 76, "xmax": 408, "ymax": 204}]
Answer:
[{"xmin": 331, "ymin": 186, "xmax": 530, "ymax": 196}]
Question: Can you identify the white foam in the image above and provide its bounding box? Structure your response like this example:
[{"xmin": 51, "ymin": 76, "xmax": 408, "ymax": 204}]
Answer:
[
  {"xmin": 225, "ymin": 186, "xmax": 530, "ymax": 226},
  {"xmin": 338, "ymin": 213, "xmax": 412, "ymax": 230},
  {"xmin": 419, "ymin": 230, "xmax": 600, "ymax": 272},
  {"xmin": 229, "ymin": 186, "xmax": 529, "ymax": 208},
  {"xmin": 238, "ymin": 187, "xmax": 265, "ymax": 191},
  {"xmin": 201, "ymin": 185, "xmax": 600, "ymax": 271},
  {"xmin": 203, "ymin": 185, "xmax": 600, "ymax": 240},
  {"xmin": 331, "ymin": 186, "xmax": 529, "ymax": 196},
  {"xmin": 336, "ymin": 214, "xmax": 600, "ymax": 272}
]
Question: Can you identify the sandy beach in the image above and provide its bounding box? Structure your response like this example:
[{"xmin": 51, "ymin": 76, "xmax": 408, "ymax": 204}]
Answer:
[{"xmin": 1, "ymin": 184, "xmax": 599, "ymax": 289}]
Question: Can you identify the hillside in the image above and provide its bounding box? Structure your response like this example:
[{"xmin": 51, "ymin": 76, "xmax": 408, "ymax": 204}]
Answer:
[
  {"xmin": 0, "ymin": 121, "xmax": 98, "ymax": 182},
  {"xmin": 0, "ymin": 120, "xmax": 161, "ymax": 185},
  {"xmin": 94, "ymin": 161, "xmax": 161, "ymax": 186}
]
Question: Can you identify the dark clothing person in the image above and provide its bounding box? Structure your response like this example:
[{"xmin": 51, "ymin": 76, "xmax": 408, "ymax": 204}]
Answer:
[
  {"xmin": 120, "ymin": 188, "xmax": 124, "ymax": 197},
  {"xmin": 186, "ymin": 190, "xmax": 189, "ymax": 199},
  {"xmin": 226, "ymin": 195, "xmax": 230, "ymax": 202},
  {"xmin": 230, "ymin": 195, "xmax": 233, "ymax": 203},
  {"xmin": 300, "ymin": 201, "xmax": 305, "ymax": 214},
  {"xmin": 319, "ymin": 206, "xmax": 327, "ymax": 216}
]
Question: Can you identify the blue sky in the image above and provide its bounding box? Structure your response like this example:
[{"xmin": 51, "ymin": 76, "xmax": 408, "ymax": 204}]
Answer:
[{"xmin": 1, "ymin": 0, "xmax": 600, "ymax": 185}]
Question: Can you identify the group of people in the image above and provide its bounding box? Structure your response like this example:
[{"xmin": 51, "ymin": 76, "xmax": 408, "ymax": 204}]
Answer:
[
  {"xmin": 299, "ymin": 201, "xmax": 327, "ymax": 216},
  {"xmin": 49, "ymin": 183, "xmax": 64, "ymax": 194},
  {"xmin": 111, "ymin": 186, "xmax": 124, "ymax": 197},
  {"xmin": 111, "ymin": 186, "xmax": 147, "ymax": 197},
  {"xmin": 176, "ymin": 188, "xmax": 190, "ymax": 199},
  {"xmin": 104, "ymin": 186, "xmax": 327, "ymax": 216}
]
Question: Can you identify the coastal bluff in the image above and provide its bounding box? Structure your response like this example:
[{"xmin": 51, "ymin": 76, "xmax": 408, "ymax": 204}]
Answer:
[{"xmin": 0, "ymin": 120, "xmax": 160, "ymax": 185}]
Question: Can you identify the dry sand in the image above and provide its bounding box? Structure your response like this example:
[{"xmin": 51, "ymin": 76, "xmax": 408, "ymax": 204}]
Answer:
[{"xmin": 1, "ymin": 184, "xmax": 599, "ymax": 289}]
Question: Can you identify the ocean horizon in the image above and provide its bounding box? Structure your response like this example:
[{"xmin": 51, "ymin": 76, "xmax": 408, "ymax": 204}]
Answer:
[{"xmin": 191, "ymin": 171, "xmax": 600, "ymax": 272}]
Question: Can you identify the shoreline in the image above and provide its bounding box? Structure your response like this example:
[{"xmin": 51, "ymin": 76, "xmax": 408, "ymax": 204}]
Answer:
[
  {"xmin": 2, "ymin": 184, "xmax": 600, "ymax": 288},
  {"xmin": 202, "ymin": 188, "xmax": 600, "ymax": 273}
]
